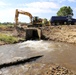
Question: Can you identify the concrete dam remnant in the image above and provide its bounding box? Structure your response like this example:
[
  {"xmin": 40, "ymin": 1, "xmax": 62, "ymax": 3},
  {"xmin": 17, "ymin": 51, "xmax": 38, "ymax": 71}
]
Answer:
[{"xmin": 25, "ymin": 28, "xmax": 42, "ymax": 40}]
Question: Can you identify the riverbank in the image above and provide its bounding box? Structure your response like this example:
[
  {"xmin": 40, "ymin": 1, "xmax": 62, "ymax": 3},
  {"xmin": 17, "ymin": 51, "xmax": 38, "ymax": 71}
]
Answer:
[
  {"xmin": 42, "ymin": 25, "xmax": 76, "ymax": 44},
  {"xmin": 0, "ymin": 26, "xmax": 24, "ymax": 45},
  {"xmin": 1, "ymin": 25, "xmax": 76, "ymax": 45}
]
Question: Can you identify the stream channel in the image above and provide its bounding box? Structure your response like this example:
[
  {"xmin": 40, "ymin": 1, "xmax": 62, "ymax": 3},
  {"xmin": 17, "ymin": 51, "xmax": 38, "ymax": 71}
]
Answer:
[{"xmin": 0, "ymin": 40, "xmax": 76, "ymax": 74}]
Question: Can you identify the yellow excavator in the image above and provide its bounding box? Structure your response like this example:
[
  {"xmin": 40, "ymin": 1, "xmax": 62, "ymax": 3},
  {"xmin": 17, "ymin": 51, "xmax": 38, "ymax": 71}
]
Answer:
[
  {"xmin": 15, "ymin": 9, "xmax": 42, "ymax": 27},
  {"xmin": 14, "ymin": 9, "xmax": 49, "ymax": 38}
]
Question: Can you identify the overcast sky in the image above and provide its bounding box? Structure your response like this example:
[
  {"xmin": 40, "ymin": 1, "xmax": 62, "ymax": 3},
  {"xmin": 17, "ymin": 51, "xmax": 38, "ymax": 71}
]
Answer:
[{"xmin": 0, "ymin": 0, "xmax": 76, "ymax": 23}]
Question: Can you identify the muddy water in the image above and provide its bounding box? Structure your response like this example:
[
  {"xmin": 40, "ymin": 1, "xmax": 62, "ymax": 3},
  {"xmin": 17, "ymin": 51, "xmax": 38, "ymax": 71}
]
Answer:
[{"xmin": 0, "ymin": 40, "xmax": 76, "ymax": 74}]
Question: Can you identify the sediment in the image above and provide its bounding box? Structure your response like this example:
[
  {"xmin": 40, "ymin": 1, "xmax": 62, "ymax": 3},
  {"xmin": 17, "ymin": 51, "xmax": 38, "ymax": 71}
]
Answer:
[{"xmin": 41, "ymin": 25, "xmax": 76, "ymax": 44}]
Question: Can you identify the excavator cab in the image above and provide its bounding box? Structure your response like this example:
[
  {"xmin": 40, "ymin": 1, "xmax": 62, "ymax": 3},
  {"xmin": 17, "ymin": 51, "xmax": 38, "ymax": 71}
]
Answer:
[
  {"xmin": 32, "ymin": 16, "xmax": 42, "ymax": 27},
  {"xmin": 33, "ymin": 16, "xmax": 39, "ymax": 24}
]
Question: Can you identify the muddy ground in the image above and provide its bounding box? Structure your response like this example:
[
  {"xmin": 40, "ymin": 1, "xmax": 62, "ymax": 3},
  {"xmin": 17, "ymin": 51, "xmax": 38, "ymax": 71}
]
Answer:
[
  {"xmin": 0, "ymin": 62, "xmax": 75, "ymax": 75},
  {"xmin": 0, "ymin": 25, "xmax": 76, "ymax": 74}
]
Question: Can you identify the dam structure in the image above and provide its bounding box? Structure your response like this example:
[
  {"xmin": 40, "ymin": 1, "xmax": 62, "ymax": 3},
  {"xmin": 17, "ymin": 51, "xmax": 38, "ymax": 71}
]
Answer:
[{"xmin": 25, "ymin": 28, "xmax": 42, "ymax": 40}]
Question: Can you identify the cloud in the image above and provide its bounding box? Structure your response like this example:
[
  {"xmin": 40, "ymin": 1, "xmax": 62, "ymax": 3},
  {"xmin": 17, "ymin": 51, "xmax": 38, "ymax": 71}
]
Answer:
[
  {"xmin": 0, "ymin": 1, "xmax": 11, "ymax": 8},
  {"xmin": 73, "ymin": 8, "xmax": 76, "ymax": 12},
  {"xmin": 18, "ymin": 1, "xmax": 59, "ymax": 16},
  {"xmin": 0, "ymin": 1, "xmax": 60, "ymax": 22},
  {"xmin": 25, "ymin": 2, "xmax": 59, "ymax": 9},
  {"xmin": 18, "ymin": 7, "xmax": 55, "ymax": 14},
  {"xmin": 68, "ymin": 0, "xmax": 76, "ymax": 2},
  {"xmin": 0, "ymin": 1, "xmax": 6, "ymax": 6},
  {"xmin": 0, "ymin": 8, "xmax": 15, "ymax": 22},
  {"xmin": 58, "ymin": 0, "xmax": 66, "ymax": 3}
]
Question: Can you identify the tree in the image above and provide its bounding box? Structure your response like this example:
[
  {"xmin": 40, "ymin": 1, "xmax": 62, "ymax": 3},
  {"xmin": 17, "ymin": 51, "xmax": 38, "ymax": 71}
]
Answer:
[{"xmin": 57, "ymin": 6, "xmax": 73, "ymax": 17}]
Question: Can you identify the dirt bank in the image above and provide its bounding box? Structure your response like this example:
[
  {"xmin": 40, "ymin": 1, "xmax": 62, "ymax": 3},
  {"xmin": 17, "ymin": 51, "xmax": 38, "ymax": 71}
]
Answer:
[
  {"xmin": 42, "ymin": 25, "xmax": 76, "ymax": 44},
  {"xmin": 0, "ymin": 26, "xmax": 24, "ymax": 45},
  {"xmin": 1, "ymin": 25, "xmax": 76, "ymax": 44}
]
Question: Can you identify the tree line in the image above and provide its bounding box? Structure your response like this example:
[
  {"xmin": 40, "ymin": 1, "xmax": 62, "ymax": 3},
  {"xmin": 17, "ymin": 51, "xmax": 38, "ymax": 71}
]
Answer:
[{"xmin": 0, "ymin": 22, "xmax": 14, "ymax": 25}]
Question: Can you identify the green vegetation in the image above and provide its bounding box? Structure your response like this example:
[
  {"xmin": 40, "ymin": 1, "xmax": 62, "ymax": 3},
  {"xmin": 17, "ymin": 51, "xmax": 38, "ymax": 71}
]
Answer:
[
  {"xmin": 57, "ymin": 6, "xmax": 73, "ymax": 17},
  {"xmin": 0, "ymin": 22, "xmax": 14, "ymax": 25},
  {"xmin": 0, "ymin": 24, "xmax": 14, "ymax": 28},
  {"xmin": 0, "ymin": 33, "xmax": 19, "ymax": 44},
  {"xmin": 0, "ymin": 22, "xmax": 14, "ymax": 28},
  {"xmin": 0, "ymin": 23, "xmax": 25, "ymax": 45}
]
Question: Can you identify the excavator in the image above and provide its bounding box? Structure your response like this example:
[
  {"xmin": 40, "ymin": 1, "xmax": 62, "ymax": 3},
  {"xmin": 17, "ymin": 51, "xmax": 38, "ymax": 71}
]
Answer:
[
  {"xmin": 14, "ymin": 9, "xmax": 43, "ymax": 38},
  {"xmin": 15, "ymin": 9, "xmax": 42, "ymax": 27},
  {"xmin": 14, "ymin": 9, "xmax": 49, "ymax": 38}
]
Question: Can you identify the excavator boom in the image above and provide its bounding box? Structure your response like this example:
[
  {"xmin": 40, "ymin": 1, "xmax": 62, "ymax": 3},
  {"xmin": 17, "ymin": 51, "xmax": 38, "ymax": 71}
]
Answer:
[{"xmin": 15, "ymin": 9, "xmax": 33, "ymax": 26}]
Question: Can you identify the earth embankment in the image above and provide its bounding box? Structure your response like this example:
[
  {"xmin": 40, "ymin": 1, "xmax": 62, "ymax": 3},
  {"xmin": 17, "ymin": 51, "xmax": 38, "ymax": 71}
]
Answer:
[
  {"xmin": 41, "ymin": 25, "xmax": 76, "ymax": 44},
  {"xmin": 1, "ymin": 25, "xmax": 76, "ymax": 45}
]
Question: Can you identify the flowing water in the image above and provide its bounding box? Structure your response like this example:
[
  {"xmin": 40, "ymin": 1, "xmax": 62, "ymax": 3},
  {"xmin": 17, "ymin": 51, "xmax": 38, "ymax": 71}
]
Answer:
[{"xmin": 0, "ymin": 40, "xmax": 76, "ymax": 74}]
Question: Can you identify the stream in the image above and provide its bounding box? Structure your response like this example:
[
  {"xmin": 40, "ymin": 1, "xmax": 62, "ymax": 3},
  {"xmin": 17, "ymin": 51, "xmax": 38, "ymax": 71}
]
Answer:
[{"xmin": 0, "ymin": 40, "xmax": 76, "ymax": 74}]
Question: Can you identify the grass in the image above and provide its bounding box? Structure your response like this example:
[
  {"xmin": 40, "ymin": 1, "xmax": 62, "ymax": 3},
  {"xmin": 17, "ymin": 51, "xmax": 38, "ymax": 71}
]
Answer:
[
  {"xmin": 0, "ymin": 24, "xmax": 14, "ymax": 27},
  {"xmin": 0, "ymin": 33, "xmax": 19, "ymax": 44},
  {"xmin": 0, "ymin": 24, "xmax": 25, "ymax": 44}
]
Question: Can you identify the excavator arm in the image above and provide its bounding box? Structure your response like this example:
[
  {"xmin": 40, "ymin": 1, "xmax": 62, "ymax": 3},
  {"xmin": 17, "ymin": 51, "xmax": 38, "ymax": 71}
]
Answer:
[{"xmin": 15, "ymin": 9, "xmax": 33, "ymax": 27}]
